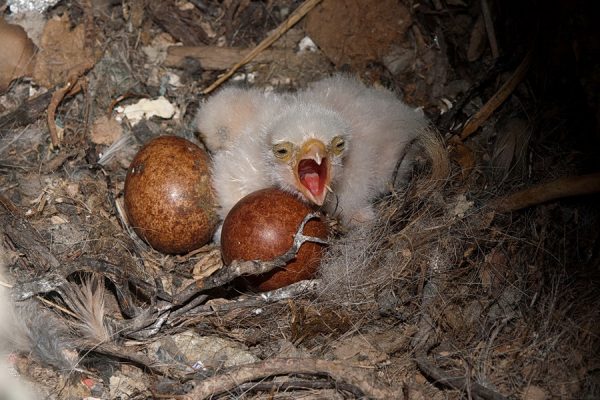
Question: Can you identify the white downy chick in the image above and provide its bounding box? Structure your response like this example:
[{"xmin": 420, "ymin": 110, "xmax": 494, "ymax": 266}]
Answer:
[
  {"xmin": 194, "ymin": 86, "xmax": 286, "ymax": 153},
  {"xmin": 196, "ymin": 75, "xmax": 446, "ymax": 230},
  {"xmin": 297, "ymin": 75, "xmax": 439, "ymax": 224}
]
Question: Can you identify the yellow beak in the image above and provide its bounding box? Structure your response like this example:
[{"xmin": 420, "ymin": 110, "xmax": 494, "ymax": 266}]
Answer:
[{"xmin": 293, "ymin": 139, "xmax": 331, "ymax": 205}]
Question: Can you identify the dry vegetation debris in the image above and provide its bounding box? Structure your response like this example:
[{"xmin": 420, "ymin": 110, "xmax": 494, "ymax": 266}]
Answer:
[{"xmin": 0, "ymin": 0, "xmax": 599, "ymax": 399}]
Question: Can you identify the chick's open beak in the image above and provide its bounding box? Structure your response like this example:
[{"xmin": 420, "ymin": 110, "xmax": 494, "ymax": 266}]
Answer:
[{"xmin": 294, "ymin": 138, "xmax": 330, "ymax": 205}]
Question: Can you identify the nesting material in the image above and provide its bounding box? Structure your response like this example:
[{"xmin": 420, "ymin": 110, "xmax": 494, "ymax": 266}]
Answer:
[
  {"xmin": 316, "ymin": 178, "xmax": 450, "ymax": 308},
  {"xmin": 0, "ymin": 246, "xmax": 77, "ymax": 374},
  {"xmin": 1, "ymin": 1, "xmax": 598, "ymax": 398},
  {"xmin": 6, "ymin": 0, "xmax": 60, "ymax": 14}
]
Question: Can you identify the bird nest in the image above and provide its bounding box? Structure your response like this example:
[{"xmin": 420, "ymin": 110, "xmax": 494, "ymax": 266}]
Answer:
[{"xmin": 0, "ymin": 0, "xmax": 599, "ymax": 399}]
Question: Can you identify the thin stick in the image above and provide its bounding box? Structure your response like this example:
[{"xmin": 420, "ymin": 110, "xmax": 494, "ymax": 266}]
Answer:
[
  {"xmin": 490, "ymin": 172, "xmax": 600, "ymax": 213},
  {"xmin": 459, "ymin": 50, "xmax": 531, "ymax": 140},
  {"xmin": 89, "ymin": 342, "xmax": 181, "ymax": 378},
  {"xmin": 480, "ymin": 0, "xmax": 499, "ymax": 59},
  {"xmin": 201, "ymin": 0, "xmax": 323, "ymax": 95},
  {"xmin": 0, "ymin": 280, "xmax": 12, "ymax": 288},
  {"xmin": 173, "ymin": 212, "xmax": 326, "ymax": 305},
  {"xmin": 0, "ymin": 278, "xmax": 78, "ymax": 318},
  {"xmin": 416, "ymin": 353, "xmax": 508, "ymax": 400},
  {"xmin": 36, "ymin": 295, "xmax": 79, "ymax": 318},
  {"xmin": 234, "ymin": 379, "xmax": 363, "ymax": 397}
]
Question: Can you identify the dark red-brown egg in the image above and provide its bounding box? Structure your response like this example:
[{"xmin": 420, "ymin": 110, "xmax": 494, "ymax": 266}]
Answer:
[
  {"xmin": 221, "ymin": 188, "xmax": 328, "ymax": 291},
  {"xmin": 124, "ymin": 135, "xmax": 218, "ymax": 254}
]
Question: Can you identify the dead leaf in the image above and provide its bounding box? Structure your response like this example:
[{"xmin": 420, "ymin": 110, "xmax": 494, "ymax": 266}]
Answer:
[
  {"xmin": 522, "ymin": 385, "xmax": 548, "ymax": 400},
  {"xmin": 0, "ymin": 18, "xmax": 36, "ymax": 93},
  {"xmin": 450, "ymin": 194, "xmax": 474, "ymax": 218},
  {"xmin": 449, "ymin": 140, "xmax": 475, "ymax": 179},
  {"xmin": 332, "ymin": 335, "xmax": 388, "ymax": 364},
  {"xmin": 32, "ymin": 16, "xmax": 87, "ymax": 88},
  {"xmin": 50, "ymin": 215, "xmax": 69, "ymax": 225},
  {"xmin": 90, "ymin": 116, "xmax": 123, "ymax": 145},
  {"xmin": 491, "ymin": 117, "xmax": 530, "ymax": 181},
  {"xmin": 193, "ymin": 249, "xmax": 223, "ymax": 280},
  {"xmin": 467, "ymin": 15, "xmax": 486, "ymax": 62}
]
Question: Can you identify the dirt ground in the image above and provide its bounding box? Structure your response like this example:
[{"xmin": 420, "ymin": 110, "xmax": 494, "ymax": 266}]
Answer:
[{"xmin": 0, "ymin": 0, "xmax": 599, "ymax": 399}]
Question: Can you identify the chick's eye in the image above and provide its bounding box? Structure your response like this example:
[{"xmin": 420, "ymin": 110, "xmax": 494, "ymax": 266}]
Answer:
[
  {"xmin": 272, "ymin": 142, "xmax": 294, "ymax": 161},
  {"xmin": 331, "ymin": 136, "xmax": 345, "ymax": 155}
]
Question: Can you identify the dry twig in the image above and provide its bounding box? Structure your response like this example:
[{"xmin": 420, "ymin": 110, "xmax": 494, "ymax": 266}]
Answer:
[
  {"xmin": 234, "ymin": 379, "xmax": 363, "ymax": 397},
  {"xmin": 173, "ymin": 212, "xmax": 326, "ymax": 305},
  {"xmin": 480, "ymin": 0, "xmax": 499, "ymax": 59},
  {"xmin": 47, "ymin": 61, "xmax": 94, "ymax": 148},
  {"xmin": 167, "ymin": 280, "xmax": 320, "ymax": 327},
  {"xmin": 458, "ymin": 50, "xmax": 532, "ymax": 141},
  {"xmin": 490, "ymin": 172, "xmax": 600, "ymax": 212},
  {"xmin": 201, "ymin": 0, "xmax": 323, "ymax": 94},
  {"xmin": 165, "ymin": 46, "xmax": 302, "ymax": 70},
  {"xmin": 187, "ymin": 358, "xmax": 398, "ymax": 399},
  {"xmin": 416, "ymin": 353, "xmax": 508, "ymax": 400},
  {"xmin": 0, "ymin": 195, "xmax": 60, "ymax": 273}
]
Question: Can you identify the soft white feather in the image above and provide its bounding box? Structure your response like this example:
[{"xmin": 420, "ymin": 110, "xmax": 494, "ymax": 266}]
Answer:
[
  {"xmin": 299, "ymin": 75, "xmax": 431, "ymax": 224},
  {"xmin": 195, "ymin": 86, "xmax": 285, "ymax": 152},
  {"xmin": 63, "ymin": 275, "xmax": 112, "ymax": 344}
]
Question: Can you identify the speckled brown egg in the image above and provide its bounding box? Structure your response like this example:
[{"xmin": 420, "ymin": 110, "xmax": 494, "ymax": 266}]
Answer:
[
  {"xmin": 124, "ymin": 136, "xmax": 218, "ymax": 254},
  {"xmin": 221, "ymin": 188, "xmax": 328, "ymax": 291}
]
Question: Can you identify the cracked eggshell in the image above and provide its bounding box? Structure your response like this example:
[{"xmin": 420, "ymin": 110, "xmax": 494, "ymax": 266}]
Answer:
[
  {"xmin": 221, "ymin": 188, "xmax": 328, "ymax": 291},
  {"xmin": 124, "ymin": 136, "xmax": 218, "ymax": 254},
  {"xmin": 115, "ymin": 96, "xmax": 178, "ymax": 125}
]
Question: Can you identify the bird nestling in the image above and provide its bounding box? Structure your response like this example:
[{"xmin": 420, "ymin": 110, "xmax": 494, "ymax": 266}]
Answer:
[{"xmin": 195, "ymin": 75, "xmax": 448, "ymax": 233}]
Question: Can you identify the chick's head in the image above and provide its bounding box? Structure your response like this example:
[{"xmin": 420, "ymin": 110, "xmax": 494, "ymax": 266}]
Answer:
[{"xmin": 263, "ymin": 103, "xmax": 350, "ymax": 205}]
